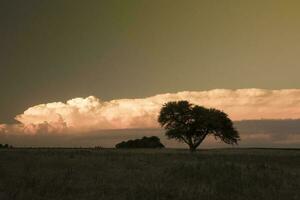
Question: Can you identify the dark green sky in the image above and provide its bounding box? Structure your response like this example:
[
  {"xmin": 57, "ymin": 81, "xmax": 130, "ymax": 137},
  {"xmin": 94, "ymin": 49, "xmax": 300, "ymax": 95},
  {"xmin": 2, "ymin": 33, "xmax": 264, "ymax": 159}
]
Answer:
[{"xmin": 1, "ymin": 0, "xmax": 300, "ymax": 123}]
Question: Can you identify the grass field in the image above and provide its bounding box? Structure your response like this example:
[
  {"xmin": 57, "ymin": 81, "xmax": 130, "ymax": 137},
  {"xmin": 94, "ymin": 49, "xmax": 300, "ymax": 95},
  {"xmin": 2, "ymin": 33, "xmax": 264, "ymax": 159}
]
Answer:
[{"xmin": 0, "ymin": 148, "xmax": 299, "ymax": 200}]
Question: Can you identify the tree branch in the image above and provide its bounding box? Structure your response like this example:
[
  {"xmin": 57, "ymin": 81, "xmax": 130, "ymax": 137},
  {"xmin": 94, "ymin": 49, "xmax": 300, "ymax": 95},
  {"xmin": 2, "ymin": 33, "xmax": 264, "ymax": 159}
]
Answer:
[
  {"xmin": 193, "ymin": 133, "xmax": 208, "ymax": 149},
  {"xmin": 179, "ymin": 136, "xmax": 189, "ymax": 145}
]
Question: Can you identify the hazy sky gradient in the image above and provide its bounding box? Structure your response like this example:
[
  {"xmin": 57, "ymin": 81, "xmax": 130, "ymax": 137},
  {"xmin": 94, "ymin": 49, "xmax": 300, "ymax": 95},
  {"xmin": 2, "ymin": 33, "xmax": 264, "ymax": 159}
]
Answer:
[{"xmin": 1, "ymin": 0, "xmax": 300, "ymax": 123}]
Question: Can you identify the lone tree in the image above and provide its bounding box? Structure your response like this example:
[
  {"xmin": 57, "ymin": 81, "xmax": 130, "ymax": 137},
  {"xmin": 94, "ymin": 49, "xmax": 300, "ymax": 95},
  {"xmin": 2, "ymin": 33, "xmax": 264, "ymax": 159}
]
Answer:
[{"xmin": 158, "ymin": 101, "xmax": 239, "ymax": 151}]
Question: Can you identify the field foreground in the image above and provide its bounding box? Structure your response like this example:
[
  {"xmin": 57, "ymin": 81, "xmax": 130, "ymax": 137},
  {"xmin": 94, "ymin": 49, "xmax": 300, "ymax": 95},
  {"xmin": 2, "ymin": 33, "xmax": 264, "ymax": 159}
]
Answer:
[{"xmin": 0, "ymin": 148, "xmax": 299, "ymax": 200}]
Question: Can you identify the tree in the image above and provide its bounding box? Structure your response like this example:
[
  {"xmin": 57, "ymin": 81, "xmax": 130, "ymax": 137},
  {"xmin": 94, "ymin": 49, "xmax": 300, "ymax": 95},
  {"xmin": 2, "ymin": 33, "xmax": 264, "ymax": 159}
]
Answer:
[{"xmin": 158, "ymin": 101, "xmax": 239, "ymax": 151}]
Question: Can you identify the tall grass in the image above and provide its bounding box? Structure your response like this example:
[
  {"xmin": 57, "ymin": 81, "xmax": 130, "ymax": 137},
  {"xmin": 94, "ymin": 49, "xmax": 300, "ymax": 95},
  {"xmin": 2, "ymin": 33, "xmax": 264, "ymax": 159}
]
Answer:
[{"xmin": 0, "ymin": 148, "xmax": 299, "ymax": 200}]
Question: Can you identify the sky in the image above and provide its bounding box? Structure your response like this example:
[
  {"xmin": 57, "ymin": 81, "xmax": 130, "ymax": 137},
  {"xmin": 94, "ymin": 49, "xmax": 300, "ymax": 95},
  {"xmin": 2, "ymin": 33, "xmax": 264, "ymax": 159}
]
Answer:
[{"xmin": 1, "ymin": 0, "xmax": 300, "ymax": 147}]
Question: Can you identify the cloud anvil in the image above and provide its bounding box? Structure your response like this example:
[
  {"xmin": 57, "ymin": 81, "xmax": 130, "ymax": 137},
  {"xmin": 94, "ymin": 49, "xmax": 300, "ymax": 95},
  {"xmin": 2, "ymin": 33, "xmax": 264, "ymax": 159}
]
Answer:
[{"xmin": 2, "ymin": 89, "xmax": 300, "ymax": 135}]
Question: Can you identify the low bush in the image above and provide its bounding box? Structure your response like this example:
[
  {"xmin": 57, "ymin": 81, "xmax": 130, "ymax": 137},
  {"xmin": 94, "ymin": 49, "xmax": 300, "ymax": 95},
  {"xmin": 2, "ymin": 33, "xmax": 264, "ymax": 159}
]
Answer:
[{"xmin": 115, "ymin": 136, "xmax": 165, "ymax": 149}]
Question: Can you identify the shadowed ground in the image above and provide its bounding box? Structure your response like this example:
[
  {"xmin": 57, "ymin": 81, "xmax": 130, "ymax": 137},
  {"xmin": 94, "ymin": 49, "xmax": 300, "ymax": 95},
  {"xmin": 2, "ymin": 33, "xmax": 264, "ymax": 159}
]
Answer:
[{"xmin": 0, "ymin": 148, "xmax": 299, "ymax": 200}]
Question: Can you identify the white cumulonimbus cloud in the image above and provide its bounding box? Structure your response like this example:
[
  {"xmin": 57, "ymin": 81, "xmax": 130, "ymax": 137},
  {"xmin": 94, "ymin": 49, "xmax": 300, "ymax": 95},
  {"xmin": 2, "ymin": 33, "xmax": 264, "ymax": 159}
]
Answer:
[{"xmin": 2, "ymin": 88, "xmax": 300, "ymax": 134}]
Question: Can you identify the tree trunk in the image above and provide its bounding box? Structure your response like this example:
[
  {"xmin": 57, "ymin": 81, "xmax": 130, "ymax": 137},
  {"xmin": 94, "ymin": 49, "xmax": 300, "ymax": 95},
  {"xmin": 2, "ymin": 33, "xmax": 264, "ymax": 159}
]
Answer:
[
  {"xmin": 188, "ymin": 134, "xmax": 207, "ymax": 152},
  {"xmin": 189, "ymin": 144, "xmax": 197, "ymax": 152}
]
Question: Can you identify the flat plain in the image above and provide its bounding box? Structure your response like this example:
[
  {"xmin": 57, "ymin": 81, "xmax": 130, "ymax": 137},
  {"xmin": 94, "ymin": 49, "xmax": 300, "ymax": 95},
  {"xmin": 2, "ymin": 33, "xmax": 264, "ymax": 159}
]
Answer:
[{"xmin": 0, "ymin": 148, "xmax": 299, "ymax": 200}]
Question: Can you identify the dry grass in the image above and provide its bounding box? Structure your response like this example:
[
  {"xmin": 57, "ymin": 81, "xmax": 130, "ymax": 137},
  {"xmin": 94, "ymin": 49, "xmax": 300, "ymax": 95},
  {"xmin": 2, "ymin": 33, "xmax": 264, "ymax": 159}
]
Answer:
[{"xmin": 0, "ymin": 148, "xmax": 299, "ymax": 200}]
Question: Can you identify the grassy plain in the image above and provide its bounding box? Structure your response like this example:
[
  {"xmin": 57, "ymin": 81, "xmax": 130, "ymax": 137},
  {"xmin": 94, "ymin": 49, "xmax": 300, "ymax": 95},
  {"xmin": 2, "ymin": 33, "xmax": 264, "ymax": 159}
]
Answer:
[{"xmin": 0, "ymin": 148, "xmax": 299, "ymax": 200}]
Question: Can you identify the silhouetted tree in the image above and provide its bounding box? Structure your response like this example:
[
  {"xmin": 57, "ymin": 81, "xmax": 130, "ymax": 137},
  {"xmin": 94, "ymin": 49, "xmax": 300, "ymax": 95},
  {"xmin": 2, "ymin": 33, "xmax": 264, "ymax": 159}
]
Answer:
[
  {"xmin": 158, "ymin": 101, "xmax": 239, "ymax": 151},
  {"xmin": 115, "ymin": 136, "xmax": 165, "ymax": 149}
]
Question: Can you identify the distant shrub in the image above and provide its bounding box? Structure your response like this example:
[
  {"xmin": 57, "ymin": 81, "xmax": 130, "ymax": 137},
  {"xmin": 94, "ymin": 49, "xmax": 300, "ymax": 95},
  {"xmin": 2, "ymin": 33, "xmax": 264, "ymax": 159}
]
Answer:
[
  {"xmin": 115, "ymin": 136, "xmax": 165, "ymax": 149},
  {"xmin": 94, "ymin": 146, "xmax": 104, "ymax": 150},
  {"xmin": 0, "ymin": 144, "xmax": 13, "ymax": 149}
]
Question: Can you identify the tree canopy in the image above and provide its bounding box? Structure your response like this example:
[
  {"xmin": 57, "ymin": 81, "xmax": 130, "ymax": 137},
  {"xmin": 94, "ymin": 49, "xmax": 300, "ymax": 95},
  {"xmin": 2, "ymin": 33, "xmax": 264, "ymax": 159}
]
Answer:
[{"xmin": 158, "ymin": 101, "xmax": 239, "ymax": 151}]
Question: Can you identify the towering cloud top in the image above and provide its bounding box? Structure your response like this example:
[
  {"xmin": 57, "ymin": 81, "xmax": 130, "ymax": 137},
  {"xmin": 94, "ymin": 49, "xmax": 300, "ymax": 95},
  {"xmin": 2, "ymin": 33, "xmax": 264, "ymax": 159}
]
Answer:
[{"xmin": 2, "ymin": 89, "xmax": 300, "ymax": 134}]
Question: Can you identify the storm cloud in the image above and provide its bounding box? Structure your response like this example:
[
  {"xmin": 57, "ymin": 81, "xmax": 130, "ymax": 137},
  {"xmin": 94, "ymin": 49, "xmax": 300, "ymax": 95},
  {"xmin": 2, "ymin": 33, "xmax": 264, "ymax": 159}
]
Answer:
[{"xmin": 2, "ymin": 89, "xmax": 300, "ymax": 135}]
